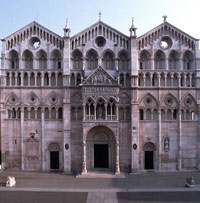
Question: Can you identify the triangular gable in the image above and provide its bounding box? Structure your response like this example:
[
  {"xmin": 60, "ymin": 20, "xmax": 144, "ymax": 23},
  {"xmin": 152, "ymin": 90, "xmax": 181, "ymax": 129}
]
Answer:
[
  {"xmin": 137, "ymin": 21, "xmax": 198, "ymax": 49},
  {"xmin": 72, "ymin": 20, "xmax": 129, "ymax": 40},
  {"xmin": 83, "ymin": 66, "xmax": 117, "ymax": 86},
  {"xmin": 3, "ymin": 21, "xmax": 62, "ymax": 41}
]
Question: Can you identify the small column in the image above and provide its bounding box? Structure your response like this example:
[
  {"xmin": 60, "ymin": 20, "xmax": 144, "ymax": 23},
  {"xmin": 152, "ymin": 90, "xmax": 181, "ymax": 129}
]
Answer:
[
  {"xmin": 41, "ymin": 72, "xmax": 44, "ymax": 86},
  {"xmin": 115, "ymin": 58, "xmax": 119, "ymax": 71},
  {"xmin": 189, "ymin": 74, "xmax": 192, "ymax": 87},
  {"xmin": 21, "ymin": 72, "xmax": 24, "ymax": 87},
  {"xmin": 83, "ymin": 104, "xmax": 86, "ymax": 120},
  {"xmin": 158, "ymin": 108, "xmax": 162, "ymax": 171},
  {"xmin": 165, "ymin": 58, "xmax": 169, "ymax": 70},
  {"xmin": 158, "ymin": 73, "xmax": 161, "ymax": 87},
  {"xmin": 177, "ymin": 73, "xmax": 181, "ymax": 87},
  {"xmin": 34, "ymin": 74, "xmax": 37, "ymax": 87},
  {"xmin": 20, "ymin": 108, "xmax": 25, "ymax": 170},
  {"xmin": 9, "ymin": 75, "xmax": 12, "ymax": 87},
  {"xmin": 124, "ymin": 73, "xmax": 126, "ymax": 87},
  {"xmin": 94, "ymin": 104, "xmax": 96, "ymax": 120},
  {"xmin": 48, "ymin": 72, "xmax": 51, "ymax": 87},
  {"xmin": 143, "ymin": 74, "xmax": 146, "ymax": 87},
  {"xmin": 55, "ymin": 73, "xmax": 58, "ymax": 86},
  {"xmin": 164, "ymin": 73, "xmax": 167, "ymax": 87},
  {"xmin": 15, "ymin": 75, "xmax": 18, "ymax": 86},
  {"xmin": 116, "ymin": 104, "xmax": 119, "ymax": 120},
  {"xmin": 115, "ymin": 139, "xmax": 120, "ymax": 174},
  {"xmin": 178, "ymin": 108, "xmax": 182, "ymax": 170},
  {"xmin": 82, "ymin": 58, "xmax": 86, "ymax": 71},
  {"xmin": 105, "ymin": 104, "xmax": 107, "ymax": 120},
  {"xmin": 150, "ymin": 73, "xmax": 153, "ymax": 87},
  {"xmin": 82, "ymin": 140, "xmax": 87, "ymax": 174},
  {"xmin": 184, "ymin": 73, "xmax": 187, "ymax": 87},
  {"xmin": 151, "ymin": 57, "xmax": 154, "ymax": 70},
  {"xmin": 41, "ymin": 109, "xmax": 45, "ymax": 171},
  {"xmin": 171, "ymin": 74, "xmax": 174, "ymax": 87},
  {"xmin": 28, "ymin": 72, "xmax": 30, "ymax": 86}
]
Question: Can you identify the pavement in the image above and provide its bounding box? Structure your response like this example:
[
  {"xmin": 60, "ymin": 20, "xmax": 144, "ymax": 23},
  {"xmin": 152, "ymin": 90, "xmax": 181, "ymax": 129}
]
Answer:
[{"xmin": 0, "ymin": 170, "xmax": 199, "ymax": 203}]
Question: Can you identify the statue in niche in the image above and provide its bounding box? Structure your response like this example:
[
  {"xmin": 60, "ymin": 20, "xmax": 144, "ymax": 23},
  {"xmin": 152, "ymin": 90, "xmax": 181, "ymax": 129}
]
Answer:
[{"xmin": 164, "ymin": 137, "xmax": 170, "ymax": 152}]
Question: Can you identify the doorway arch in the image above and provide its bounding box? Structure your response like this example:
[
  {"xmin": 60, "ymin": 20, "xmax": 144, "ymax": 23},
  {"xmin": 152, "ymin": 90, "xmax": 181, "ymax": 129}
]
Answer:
[
  {"xmin": 143, "ymin": 142, "xmax": 156, "ymax": 170},
  {"xmin": 86, "ymin": 125, "xmax": 116, "ymax": 171},
  {"xmin": 49, "ymin": 143, "xmax": 60, "ymax": 170}
]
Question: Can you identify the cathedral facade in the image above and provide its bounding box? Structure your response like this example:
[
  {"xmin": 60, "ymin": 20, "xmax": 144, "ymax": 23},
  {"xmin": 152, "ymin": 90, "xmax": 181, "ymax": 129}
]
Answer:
[{"xmin": 0, "ymin": 18, "xmax": 200, "ymax": 174}]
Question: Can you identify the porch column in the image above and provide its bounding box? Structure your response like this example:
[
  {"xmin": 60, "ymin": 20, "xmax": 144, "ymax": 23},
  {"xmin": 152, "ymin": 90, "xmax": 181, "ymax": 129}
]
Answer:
[
  {"xmin": 158, "ymin": 108, "xmax": 162, "ymax": 171},
  {"xmin": 115, "ymin": 136, "xmax": 120, "ymax": 174},
  {"xmin": 82, "ymin": 140, "xmax": 87, "ymax": 174},
  {"xmin": 41, "ymin": 109, "xmax": 45, "ymax": 171},
  {"xmin": 178, "ymin": 108, "xmax": 182, "ymax": 170},
  {"xmin": 20, "ymin": 108, "xmax": 25, "ymax": 170}
]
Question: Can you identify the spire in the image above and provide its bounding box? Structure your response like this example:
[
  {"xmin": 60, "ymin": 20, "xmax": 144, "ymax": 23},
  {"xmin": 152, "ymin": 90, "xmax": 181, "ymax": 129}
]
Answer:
[
  {"xmin": 129, "ymin": 17, "xmax": 137, "ymax": 37},
  {"xmin": 64, "ymin": 18, "xmax": 71, "ymax": 37},
  {"xmin": 99, "ymin": 11, "xmax": 102, "ymax": 21}
]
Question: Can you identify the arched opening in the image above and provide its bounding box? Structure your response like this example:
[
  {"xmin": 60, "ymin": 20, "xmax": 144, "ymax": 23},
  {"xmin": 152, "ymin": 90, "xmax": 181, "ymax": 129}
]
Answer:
[
  {"xmin": 72, "ymin": 49, "xmax": 83, "ymax": 70},
  {"xmin": 154, "ymin": 50, "xmax": 165, "ymax": 70},
  {"xmin": 22, "ymin": 50, "xmax": 33, "ymax": 69},
  {"xmin": 86, "ymin": 126, "xmax": 116, "ymax": 171},
  {"xmin": 118, "ymin": 50, "xmax": 129, "ymax": 70},
  {"xmin": 103, "ymin": 50, "xmax": 115, "ymax": 70},
  {"xmin": 50, "ymin": 49, "xmax": 62, "ymax": 69},
  {"xmin": 183, "ymin": 50, "xmax": 194, "ymax": 70},
  {"xmin": 49, "ymin": 143, "xmax": 60, "ymax": 170},
  {"xmin": 96, "ymin": 98, "xmax": 105, "ymax": 120},
  {"xmin": 86, "ymin": 49, "xmax": 98, "ymax": 70},
  {"xmin": 143, "ymin": 142, "xmax": 156, "ymax": 170},
  {"xmin": 139, "ymin": 50, "xmax": 151, "ymax": 70},
  {"xmin": 169, "ymin": 50, "xmax": 179, "ymax": 70},
  {"xmin": 8, "ymin": 50, "xmax": 19, "ymax": 69},
  {"xmin": 36, "ymin": 50, "xmax": 47, "ymax": 69}
]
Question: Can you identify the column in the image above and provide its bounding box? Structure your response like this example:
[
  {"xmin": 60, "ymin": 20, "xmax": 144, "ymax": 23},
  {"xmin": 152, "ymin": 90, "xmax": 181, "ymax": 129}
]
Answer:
[
  {"xmin": 48, "ymin": 72, "xmax": 51, "ymax": 87},
  {"xmin": 197, "ymin": 104, "xmax": 200, "ymax": 169},
  {"xmin": 41, "ymin": 109, "xmax": 45, "ymax": 171},
  {"xmin": 55, "ymin": 73, "xmax": 58, "ymax": 86},
  {"xmin": 158, "ymin": 73, "xmax": 161, "ymax": 87},
  {"xmin": 171, "ymin": 74, "xmax": 174, "ymax": 87},
  {"xmin": 20, "ymin": 108, "xmax": 25, "ymax": 170},
  {"xmin": 158, "ymin": 108, "xmax": 162, "ymax": 171},
  {"xmin": 94, "ymin": 104, "xmax": 96, "ymax": 120},
  {"xmin": 115, "ymin": 58, "xmax": 119, "ymax": 71},
  {"xmin": 189, "ymin": 74, "xmax": 192, "ymax": 87},
  {"xmin": 164, "ymin": 73, "xmax": 167, "ymax": 87},
  {"xmin": 143, "ymin": 74, "xmax": 146, "ymax": 87},
  {"xmin": 184, "ymin": 73, "xmax": 186, "ymax": 87},
  {"xmin": 9, "ymin": 74, "xmax": 12, "ymax": 87},
  {"xmin": 21, "ymin": 72, "xmax": 24, "ymax": 87},
  {"xmin": 28, "ymin": 72, "xmax": 30, "ymax": 86},
  {"xmin": 124, "ymin": 73, "xmax": 126, "ymax": 87},
  {"xmin": 82, "ymin": 140, "xmax": 87, "ymax": 174},
  {"xmin": 151, "ymin": 58, "xmax": 154, "ymax": 70},
  {"xmin": 83, "ymin": 104, "xmax": 86, "ymax": 120},
  {"xmin": 150, "ymin": 73, "xmax": 153, "ymax": 87},
  {"xmin": 41, "ymin": 72, "xmax": 44, "ymax": 86},
  {"xmin": 178, "ymin": 108, "xmax": 182, "ymax": 170},
  {"xmin": 165, "ymin": 58, "xmax": 169, "ymax": 70},
  {"xmin": 34, "ymin": 74, "xmax": 37, "ymax": 87},
  {"xmin": 15, "ymin": 75, "xmax": 18, "ymax": 86},
  {"xmin": 115, "ymin": 140, "xmax": 120, "ymax": 174}
]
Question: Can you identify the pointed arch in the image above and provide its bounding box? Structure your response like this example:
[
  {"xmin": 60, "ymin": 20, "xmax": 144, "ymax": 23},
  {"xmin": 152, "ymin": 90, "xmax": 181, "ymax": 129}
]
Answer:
[
  {"xmin": 72, "ymin": 49, "xmax": 83, "ymax": 70},
  {"xmin": 154, "ymin": 50, "xmax": 166, "ymax": 70},
  {"xmin": 139, "ymin": 50, "xmax": 151, "ymax": 70},
  {"xmin": 102, "ymin": 49, "xmax": 115, "ymax": 70},
  {"xmin": 86, "ymin": 49, "xmax": 98, "ymax": 70}
]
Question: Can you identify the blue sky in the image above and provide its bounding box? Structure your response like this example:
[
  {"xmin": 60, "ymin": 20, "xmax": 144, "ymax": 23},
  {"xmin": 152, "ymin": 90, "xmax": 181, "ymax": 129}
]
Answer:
[{"xmin": 0, "ymin": 0, "xmax": 200, "ymax": 53}]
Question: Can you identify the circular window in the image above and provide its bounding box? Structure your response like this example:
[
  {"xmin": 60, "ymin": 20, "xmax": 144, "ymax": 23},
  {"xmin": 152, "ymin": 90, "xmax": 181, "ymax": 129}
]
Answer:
[
  {"xmin": 30, "ymin": 37, "xmax": 40, "ymax": 49},
  {"xmin": 184, "ymin": 97, "xmax": 193, "ymax": 107},
  {"xmin": 95, "ymin": 36, "xmax": 106, "ymax": 48},
  {"xmin": 160, "ymin": 36, "xmax": 172, "ymax": 50},
  {"xmin": 29, "ymin": 96, "xmax": 36, "ymax": 104},
  {"xmin": 145, "ymin": 97, "xmax": 152, "ymax": 106},
  {"xmin": 9, "ymin": 97, "xmax": 17, "ymax": 104},
  {"xmin": 50, "ymin": 96, "xmax": 57, "ymax": 104},
  {"xmin": 165, "ymin": 97, "xmax": 173, "ymax": 106}
]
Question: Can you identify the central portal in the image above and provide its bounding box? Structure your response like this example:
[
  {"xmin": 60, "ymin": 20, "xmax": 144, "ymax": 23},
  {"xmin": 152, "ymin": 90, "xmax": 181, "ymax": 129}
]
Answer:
[{"xmin": 94, "ymin": 144, "xmax": 109, "ymax": 168}]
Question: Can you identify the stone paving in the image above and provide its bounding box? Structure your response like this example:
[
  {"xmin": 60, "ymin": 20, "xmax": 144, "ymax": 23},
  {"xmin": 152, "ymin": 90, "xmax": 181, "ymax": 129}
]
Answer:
[{"xmin": 0, "ymin": 171, "xmax": 200, "ymax": 203}]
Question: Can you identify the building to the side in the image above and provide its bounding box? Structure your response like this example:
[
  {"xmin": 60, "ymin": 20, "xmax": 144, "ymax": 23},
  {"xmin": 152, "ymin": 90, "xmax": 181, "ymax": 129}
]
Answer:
[{"xmin": 0, "ymin": 17, "xmax": 200, "ymax": 174}]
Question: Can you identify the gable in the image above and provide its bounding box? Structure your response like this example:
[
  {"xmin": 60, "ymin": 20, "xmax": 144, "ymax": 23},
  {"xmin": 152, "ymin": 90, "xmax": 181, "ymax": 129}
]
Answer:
[
  {"xmin": 83, "ymin": 66, "xmax": 117, "ymax": 86},
  {"xmin": 71, "ymin": 20, "xmax": 129, "ymax": 50},
  {"xmin": 137, "ymin": 21, "xmax": 198, "ymax": 51}
]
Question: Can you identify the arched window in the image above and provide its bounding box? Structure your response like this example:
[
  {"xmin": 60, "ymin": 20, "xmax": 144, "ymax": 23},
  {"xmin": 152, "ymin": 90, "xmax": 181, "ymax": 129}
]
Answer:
[
  {"xmin": 161, "ymin": 109, "xmax": 165, "ymax": 121},
  {"xmin": 8, "ymin": 50, "xmax": 19, "ymax": 69},
  {"xmin": 146, "ymin": 109, "xmax": 151, "ymax": 120},
  {"xmin": 96, "ymin": 98, "xmax": 105, "ymax": 119},
  {"xmin": 44, "ymin": 73, "xmax": 49, "ymax": 86},
  {"xmin": 45, "ymin": 107, "xmax": 49, "ymax": 119},
  {"xmin": 103, "ymin": 50, "xmax": 114, "ymax": 70},
  {"xmin": 72, "ymin": 49, "xmax": 83, "ymax": 69},
  {"xmin": 86, "ymin": 49, "xmax": 98, "ymax": 70},
  {"xmin": 51, "ymin": 107, "xmax": 56, "ymax": 119},
  {"xmin": 22, "ymin": 50, "xmax": 33, "ymax": 69},
  {"xmin": 169, "ymin": 51, "xmax": 179, "ymax": 70},
  {"xmin": 183, "ymin": 50, "xmax": 194, "ymax": 70},
  {"xmin": 24, "ymin": 107, "xmax": 28, "ymax": 119},
  {"xmin": 58, "ymin": 107, "xmax": 63, "ymax": 119},
  {"xmin": 139, "ymin": 50, "xmax": 151, "ymax": 70},
  {"xmin": 30, "ymin": 107, "xmax": 35, "ymax": 119},
  {"xmin": 118, "ymin": 50, "xmax": 129, "ymax": 70},
  {"xmin": 36, "ymin": 50, "xmax": 47, "ymax": 69},
  {"xmin": 153, "ymin": 109, "xmax": 158, "ymax": 120},
  {"xmin": 37, "ymin": 107, "xmax": 41, "ymax": 119},
  {"xmin": 50, "ymin": 50, "xmax": 62, "ymax": 69},
  {"xmin": 107, "ymin": 98, "xmax": 116, "ymax": 120},
  {"xmin": 139, "ymin": 109, "xmax": 144, "ymax": 120},
  {"xmin": 154, "ymin": 50, "xmax": 165, "ymax": 70}
]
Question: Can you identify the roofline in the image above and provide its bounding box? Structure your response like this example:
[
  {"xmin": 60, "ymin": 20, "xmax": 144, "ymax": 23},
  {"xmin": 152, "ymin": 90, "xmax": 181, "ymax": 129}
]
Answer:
[
  {"xmin": 3, "ymin": 21, "xmax": 63, "ymax": 40},
  {"xmin": 137, "ymin": 21, "xmax": 198, "ymax": 41},
  {"xmin": 71, "ymin": 20, "xmax": 129, "ymax": 40}
]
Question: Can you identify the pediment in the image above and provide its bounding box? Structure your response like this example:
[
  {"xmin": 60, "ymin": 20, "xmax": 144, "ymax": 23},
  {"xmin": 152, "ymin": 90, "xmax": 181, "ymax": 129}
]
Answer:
[
  {"xmin": 71, "ymin": 20, "xmax": 129, "ymax": 49},
  {"xmin": 137, "ymin": 21, "xmax": 198, "ymax": 50},
  {"xmin": 83, "ymin": 66, "xmax": 117, "ymax": 86}
]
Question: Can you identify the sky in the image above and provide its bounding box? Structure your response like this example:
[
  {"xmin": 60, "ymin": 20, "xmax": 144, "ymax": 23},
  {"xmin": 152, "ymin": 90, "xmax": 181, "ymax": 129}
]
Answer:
[{"xmin": 0, "ymin": 0, "xmax": 200, "ymax": 54}]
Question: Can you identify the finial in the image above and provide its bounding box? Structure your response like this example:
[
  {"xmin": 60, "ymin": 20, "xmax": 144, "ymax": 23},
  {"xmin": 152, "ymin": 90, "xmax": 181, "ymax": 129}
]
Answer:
[
  {"xmin": 99, "ymin": 11, "xmax": 102, "ymax": 21},
  {"xmin": 129, "ymin": 17, "xmax": 137, "ymax": 37},
  {"xmin": 163, "ymin": 15, "xmax": 167, "ymax": 22},
  {"xmin": 65, "ymin": 18, "xmax": 69, "ymax": 29},
  {"xmin": 131, "ymin": 17, "xmax": 134, "ymax": 28}
]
